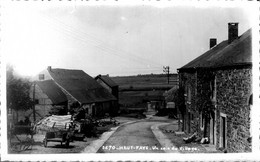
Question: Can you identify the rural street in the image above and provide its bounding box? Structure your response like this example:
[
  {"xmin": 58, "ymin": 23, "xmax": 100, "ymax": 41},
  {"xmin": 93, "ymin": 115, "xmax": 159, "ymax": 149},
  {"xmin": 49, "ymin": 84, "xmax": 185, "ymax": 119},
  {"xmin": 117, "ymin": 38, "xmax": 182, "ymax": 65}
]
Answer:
[{"xmin": 97, "ymin": 117, "xmax": 178, "ymax": 153}]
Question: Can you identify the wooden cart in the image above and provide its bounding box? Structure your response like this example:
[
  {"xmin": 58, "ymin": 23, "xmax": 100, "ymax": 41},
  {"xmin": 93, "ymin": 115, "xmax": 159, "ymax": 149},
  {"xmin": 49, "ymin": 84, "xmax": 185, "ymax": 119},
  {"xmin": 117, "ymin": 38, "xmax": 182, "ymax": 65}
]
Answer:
[{"xmin": 43, "ymin": 122, "xmax": 74, "ymax": 148}]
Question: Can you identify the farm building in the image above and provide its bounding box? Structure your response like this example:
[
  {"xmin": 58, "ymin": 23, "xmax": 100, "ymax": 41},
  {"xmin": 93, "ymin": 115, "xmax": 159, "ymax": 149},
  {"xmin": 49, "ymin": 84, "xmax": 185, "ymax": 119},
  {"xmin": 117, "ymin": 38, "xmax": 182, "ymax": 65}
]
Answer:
[
  {"xmin": 95, "ymin": 74, "xmax": 119, "ymax": 99},
  {"xmin": 95, "ymin": 74, "xmax": 119, "ymax": 115},
  {"xmin": 35, "ymin": 67, "xmax": 117, "ymax": 117},
  {"xmin": 178, "ymin": 23, "xmax": 252, "ymax": 152},
  {"xmin": 18, "ymin": 80, "xmax": 68, "ymax": 123}
]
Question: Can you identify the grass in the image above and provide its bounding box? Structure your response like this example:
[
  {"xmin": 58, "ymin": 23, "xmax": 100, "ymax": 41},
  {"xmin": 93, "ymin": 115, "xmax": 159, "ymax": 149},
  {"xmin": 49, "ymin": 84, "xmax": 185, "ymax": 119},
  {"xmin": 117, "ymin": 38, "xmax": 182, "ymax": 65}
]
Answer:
[{"xmin": 119, "ymin": 90, "xmax": 165, "ymax": 106}]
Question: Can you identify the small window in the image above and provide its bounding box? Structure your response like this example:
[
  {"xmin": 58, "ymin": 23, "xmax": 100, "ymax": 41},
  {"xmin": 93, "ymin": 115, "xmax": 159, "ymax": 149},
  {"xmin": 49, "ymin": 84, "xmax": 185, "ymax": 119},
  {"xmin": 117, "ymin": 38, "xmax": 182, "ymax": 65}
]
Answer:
[
  {"xmin": 187, "ymin": 86, "xmax": 191, "ymax": 102},
  {"xmin": 35, "ymin": 99, "xmax": 39, "ymax": 104},
  {"xmin": 184, "ymin": 86, "xmax": 188, "ymax": 97},
  {"xmin": 39, "ymin": 74, "xmax": 45, "ymax": 80},
  {"xmin": 210, "ymin": 76, "xmax": 217, "ymax": 102},
  {"xmin": 248, "ymin": 94, "xmax": 253, "ymax": 105},
  {"xmin": 200, "ymin": 113, "xmax": 204, "ymax": 130}
]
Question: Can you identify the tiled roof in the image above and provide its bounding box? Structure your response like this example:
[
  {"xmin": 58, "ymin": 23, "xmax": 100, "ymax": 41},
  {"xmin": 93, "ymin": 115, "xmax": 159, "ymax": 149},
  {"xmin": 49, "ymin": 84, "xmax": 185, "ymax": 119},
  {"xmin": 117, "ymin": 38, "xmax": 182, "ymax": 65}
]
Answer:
[
  {"xmin": 36, "ymin": 80, "xmax": 67, "ymax": 104},
  {"xmin": 95, "ymin": 75, "xmax": 118, "ymax": 87},
  {"xmin": 179, "ymin": 28, "xmax": 252, "ymax": 71},
  {"xmin": 48, "ymin": 68, "xmax": 116, "ymax": 104}
]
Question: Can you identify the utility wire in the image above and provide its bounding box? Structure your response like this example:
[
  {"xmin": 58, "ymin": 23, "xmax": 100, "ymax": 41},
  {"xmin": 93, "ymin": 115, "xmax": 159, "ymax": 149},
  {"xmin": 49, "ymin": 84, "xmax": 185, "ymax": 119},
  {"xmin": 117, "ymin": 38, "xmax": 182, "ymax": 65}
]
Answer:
[{"xmin": 40, "ymin": 14, "xmax": 163, "ymax": 69}]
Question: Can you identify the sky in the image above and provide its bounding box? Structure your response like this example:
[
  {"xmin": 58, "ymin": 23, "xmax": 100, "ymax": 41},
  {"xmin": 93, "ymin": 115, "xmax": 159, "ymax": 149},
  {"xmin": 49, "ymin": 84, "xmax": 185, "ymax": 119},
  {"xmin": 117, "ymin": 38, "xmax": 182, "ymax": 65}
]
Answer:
[{"xmin": 1, "ymin": 1, "xmax": 256, "ymax": 77}]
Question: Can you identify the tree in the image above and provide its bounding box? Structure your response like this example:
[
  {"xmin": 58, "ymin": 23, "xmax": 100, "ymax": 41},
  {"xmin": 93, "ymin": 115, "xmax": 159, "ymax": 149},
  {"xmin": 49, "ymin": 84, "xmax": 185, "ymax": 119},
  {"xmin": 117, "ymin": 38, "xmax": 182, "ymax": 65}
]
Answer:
[{"xmin": 7, "ymin": 65, "xmax": 34, "ymax": 123}]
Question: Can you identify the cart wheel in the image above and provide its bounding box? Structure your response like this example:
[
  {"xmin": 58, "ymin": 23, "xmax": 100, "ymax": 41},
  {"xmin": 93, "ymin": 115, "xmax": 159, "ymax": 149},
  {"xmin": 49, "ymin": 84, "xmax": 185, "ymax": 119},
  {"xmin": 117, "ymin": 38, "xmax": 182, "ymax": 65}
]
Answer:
[
  {"xmin": 65, "ymin": 140, "xmax": 70, "ymax": 147},
  {"xmin": 43, "ymin": 139, "xmax": 47, "ymax": 147}
]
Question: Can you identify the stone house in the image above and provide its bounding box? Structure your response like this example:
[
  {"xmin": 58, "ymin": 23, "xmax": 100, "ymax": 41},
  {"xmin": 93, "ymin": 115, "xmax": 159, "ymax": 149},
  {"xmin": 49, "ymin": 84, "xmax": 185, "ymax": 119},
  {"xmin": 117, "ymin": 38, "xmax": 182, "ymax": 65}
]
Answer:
[
  {"xmin": 35, "ymin": 67, "xmax": 117, "ymax": 117},
  {"xmin": 177, "ymin": 23, "xmax": 252, "ymax": 152}
]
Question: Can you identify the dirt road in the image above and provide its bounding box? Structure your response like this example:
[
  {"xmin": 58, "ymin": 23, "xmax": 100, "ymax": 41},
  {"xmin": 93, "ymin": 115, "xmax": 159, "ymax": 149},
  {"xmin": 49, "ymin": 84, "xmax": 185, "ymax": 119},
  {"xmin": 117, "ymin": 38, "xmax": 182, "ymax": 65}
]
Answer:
[{"xmin": 97, "ymin": 120, "xmax": 169, "ymax": 153}]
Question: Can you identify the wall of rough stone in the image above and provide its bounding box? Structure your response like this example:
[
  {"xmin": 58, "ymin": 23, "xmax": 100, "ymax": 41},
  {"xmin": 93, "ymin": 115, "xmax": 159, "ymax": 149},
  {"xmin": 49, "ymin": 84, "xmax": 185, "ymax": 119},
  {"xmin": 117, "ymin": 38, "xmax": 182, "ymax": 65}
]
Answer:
[
  {"xmin": 179, "ymin": 72, "xmax": 200, "ymax": 134},
  {"xmin": 215, "ymin": 68, "xmax": 252, "ymax": 152},
  {"xmin": 196, "ymin": 70, "xmax": 215, "ymax": 138},
  {"xmin": 179, "ymin": 67, "xmax": 251, "ymax": 152}
]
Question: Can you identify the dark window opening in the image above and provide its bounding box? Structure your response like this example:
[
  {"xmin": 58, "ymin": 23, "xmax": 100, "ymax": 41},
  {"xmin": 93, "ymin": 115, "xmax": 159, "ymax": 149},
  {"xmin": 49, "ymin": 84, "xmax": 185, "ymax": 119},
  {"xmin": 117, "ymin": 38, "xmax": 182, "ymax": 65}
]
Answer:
[
  {"xmin": 35, "ymin": 99, "xmax": 39, "ymax": 104},
  {"xmin": 39, "ymin": 74, "xmax": 44, "ymax": 80},
  {"xmin": 249, "ymin": 94, "xmax": 253, "ymax": 105}
]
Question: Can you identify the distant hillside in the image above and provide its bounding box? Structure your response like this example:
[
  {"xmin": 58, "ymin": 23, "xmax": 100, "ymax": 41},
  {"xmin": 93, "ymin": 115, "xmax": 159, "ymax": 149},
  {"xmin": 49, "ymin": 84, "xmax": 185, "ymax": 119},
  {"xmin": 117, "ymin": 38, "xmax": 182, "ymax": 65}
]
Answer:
[
  {"xmin": 111, "ymin": 73, "xmax": 178, "ymax": 91},
  {"xmin": 110, "ymin": 74, "xmax": 178, "ymax": 108}
]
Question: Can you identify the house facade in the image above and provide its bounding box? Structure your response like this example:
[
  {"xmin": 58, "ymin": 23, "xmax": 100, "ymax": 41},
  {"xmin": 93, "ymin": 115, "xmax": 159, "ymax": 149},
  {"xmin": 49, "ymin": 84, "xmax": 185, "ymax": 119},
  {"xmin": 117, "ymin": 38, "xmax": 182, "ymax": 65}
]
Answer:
[
  {"xmin": 18, "ymin": 80, "xmax": 68, "ymax": 122},
  {"xmin": 178, "ymin": 23, "xmax": 252, "ymax": 152},
  {"xmin": 35, "ymin": 67, "xmax": 117, "ymax": 118}
]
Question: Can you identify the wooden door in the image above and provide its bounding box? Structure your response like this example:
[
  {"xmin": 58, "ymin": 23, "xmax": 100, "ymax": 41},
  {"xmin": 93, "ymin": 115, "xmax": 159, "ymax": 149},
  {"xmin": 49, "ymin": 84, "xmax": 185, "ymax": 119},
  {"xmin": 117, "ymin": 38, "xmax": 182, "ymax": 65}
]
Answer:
[
  {"xmin": 210, "ymin": 112, "xmax": 215, "ymax": 144},
  {"xmin": 220, "ymin": 115, "xmax": 226, "ymax": 148}
]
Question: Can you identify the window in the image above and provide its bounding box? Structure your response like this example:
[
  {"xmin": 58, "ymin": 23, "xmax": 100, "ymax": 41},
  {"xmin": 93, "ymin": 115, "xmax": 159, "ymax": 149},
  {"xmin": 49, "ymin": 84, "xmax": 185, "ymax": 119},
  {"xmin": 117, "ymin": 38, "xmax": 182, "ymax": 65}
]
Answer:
[
  {"xmin": 187, "ymin": 86, "xmax": 191, "ymax": 103},
  {"xmin": 39, "ymin": 74, "xmax": 45, "ymax": 80},
  {"xmin": 34, "ymin": 99, "xmax": 39, "ymax": 104},
  {"xmin": 248, "ymin": 94, "xmax": 253, "ymax": 106},
  {"xmin": 210, "ymin": 75, "xmax": 217, "ymax": 103},
  {"xmin": 200, "ymin": 112, "xmax": 204, "ymax": 130},
  {"xmin": 184, "ymin": 86, "xmax": 188, "ymax": 97}
]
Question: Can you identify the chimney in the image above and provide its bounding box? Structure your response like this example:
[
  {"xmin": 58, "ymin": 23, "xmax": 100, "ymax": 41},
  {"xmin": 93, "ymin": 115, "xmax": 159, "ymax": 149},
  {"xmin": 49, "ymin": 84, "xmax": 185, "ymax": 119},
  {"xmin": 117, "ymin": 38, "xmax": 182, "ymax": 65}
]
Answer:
[
  {"xmin": 47, "ymin": 66, "xmax": 52, "ymax": 71},
  {"xmin": 228, "ymin": 22, "xmax": 238, "ymax": 44},
  {"xmin": 210, "ymin": 38, "xmax": 217, "ymax": 49}
]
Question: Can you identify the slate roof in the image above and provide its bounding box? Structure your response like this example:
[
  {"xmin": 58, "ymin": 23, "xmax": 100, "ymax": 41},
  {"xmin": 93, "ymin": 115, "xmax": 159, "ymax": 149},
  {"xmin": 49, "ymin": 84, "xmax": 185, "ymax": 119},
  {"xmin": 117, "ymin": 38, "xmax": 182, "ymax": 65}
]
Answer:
[
  {"xmin": 179, "ymin": 28, "xmax": 252, "ymax": 71},
  {"xmin": 95, "ymin": 75, "xmax": 118, "ymax": 88},
  {"xmin": 48, "ymin": 68, "xmax": 116, "ymax": 104},
  {"xmin": 36, "ymin": 80, "xmax": 67, "ymax": 104}
]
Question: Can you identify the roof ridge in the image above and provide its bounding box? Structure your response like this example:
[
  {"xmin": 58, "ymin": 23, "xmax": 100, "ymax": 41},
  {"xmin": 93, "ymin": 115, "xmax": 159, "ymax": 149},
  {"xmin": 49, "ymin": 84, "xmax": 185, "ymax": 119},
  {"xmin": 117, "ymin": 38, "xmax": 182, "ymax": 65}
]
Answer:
[
  {"xmin": 179, "ymin": 27, "xmax": 251, "ymax": 70},
  {"xmin": 51, "ymin": 68, "xmax": 84, "ymax": 71},
  {"xmin": 48, "ymin": 68, "xmax": 116, "ymax": 104}
]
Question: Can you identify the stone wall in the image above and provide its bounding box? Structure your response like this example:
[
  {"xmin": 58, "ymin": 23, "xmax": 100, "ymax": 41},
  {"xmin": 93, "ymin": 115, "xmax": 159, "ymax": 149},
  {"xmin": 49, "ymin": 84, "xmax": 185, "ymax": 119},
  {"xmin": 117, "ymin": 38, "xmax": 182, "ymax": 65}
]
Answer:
[
  {"xmin": 196, "ymin": 70, "xmax": 215, "ymax": 138},
  {"xmin": 215, "ymin": 68, "xmax": 252, "ymax": 152},
  {"xmin": 179, "ymin": 67, "xmax": 251, "ymax": 152},
  {"xmin": 179, "ymin": 71, "xmax": 199, "ymax": 134}
]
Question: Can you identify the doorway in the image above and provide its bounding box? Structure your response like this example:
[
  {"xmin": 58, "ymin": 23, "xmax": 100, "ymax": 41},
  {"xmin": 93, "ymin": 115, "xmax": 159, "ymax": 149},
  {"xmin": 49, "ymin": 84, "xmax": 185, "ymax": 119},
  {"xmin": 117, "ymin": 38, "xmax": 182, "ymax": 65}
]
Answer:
[
  {"xmin": 220, "ymin": 113, "xmax": 227, "ymax": 148},
  {"xmin": 210, "ymin": 111, "xmax": 215, "ymax": 144}
]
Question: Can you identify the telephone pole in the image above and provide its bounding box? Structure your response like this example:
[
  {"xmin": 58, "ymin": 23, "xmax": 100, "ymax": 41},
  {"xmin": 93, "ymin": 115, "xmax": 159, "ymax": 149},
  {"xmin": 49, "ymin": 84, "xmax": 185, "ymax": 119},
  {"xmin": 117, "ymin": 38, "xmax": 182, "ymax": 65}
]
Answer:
[
  {"xmin": 32, "ymin": 81, "xmax": 36, "ymax": 123},
  {"xmin": 163, "ymin": 66, "xmax": 170, "ymax": 84}
]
